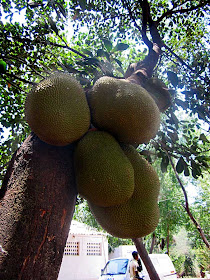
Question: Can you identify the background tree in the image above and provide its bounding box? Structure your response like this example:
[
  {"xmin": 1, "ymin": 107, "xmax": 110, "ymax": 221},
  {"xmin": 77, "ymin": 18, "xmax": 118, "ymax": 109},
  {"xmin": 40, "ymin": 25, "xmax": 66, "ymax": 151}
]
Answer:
[{"xmin": 0, "ymin": 0, "xmax": 209, "ymax": 279}]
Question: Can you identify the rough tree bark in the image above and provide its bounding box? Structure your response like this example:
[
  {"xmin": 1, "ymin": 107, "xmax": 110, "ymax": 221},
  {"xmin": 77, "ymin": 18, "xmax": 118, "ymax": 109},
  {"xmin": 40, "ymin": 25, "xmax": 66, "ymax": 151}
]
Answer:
[
  {"xmin": 149, "ymin": 232, "xmax": 156, "ymax": 254},
  {"xmin": 0, "ymin": 133, "xmax": 77, "ymax": 279}
]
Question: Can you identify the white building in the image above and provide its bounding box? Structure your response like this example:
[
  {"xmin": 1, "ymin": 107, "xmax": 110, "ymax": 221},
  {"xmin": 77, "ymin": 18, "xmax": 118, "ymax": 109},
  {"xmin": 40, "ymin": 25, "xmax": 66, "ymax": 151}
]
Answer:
[
  {"xmin": 109, "ymin": 244, "xmax": 136, "ymax": 260},
  {"xmin": 58, "ymin": 220, "xmax": 108, "ymax": 280}
]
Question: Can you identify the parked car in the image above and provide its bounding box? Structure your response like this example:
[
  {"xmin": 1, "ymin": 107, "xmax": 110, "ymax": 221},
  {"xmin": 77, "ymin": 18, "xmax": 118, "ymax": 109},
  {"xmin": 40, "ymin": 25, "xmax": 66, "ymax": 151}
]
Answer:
[{"xmin": 98, "ymin": 254, "xmax": 177, "ymax": 280}]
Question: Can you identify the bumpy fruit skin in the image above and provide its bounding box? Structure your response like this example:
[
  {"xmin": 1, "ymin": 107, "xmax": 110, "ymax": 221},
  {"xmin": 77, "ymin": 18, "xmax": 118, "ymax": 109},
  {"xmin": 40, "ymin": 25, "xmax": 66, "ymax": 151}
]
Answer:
[
  {"xmin": 25, "ymin": 73, "xmax": 90, "ymax": 146},
  {"xmin": 74, "ymin": 131, "xmax": 135, "ymax": 207},
  {"xmin": 89, "ymin": 145, "xmax": 160, "ymax": 238},
  {"xmin": 88, "ymin": 76, "xmax": 160, "ymax": 145},
  {"xmin": 122, "ymin": 145, "xmax": 160, "ymax": 201}
]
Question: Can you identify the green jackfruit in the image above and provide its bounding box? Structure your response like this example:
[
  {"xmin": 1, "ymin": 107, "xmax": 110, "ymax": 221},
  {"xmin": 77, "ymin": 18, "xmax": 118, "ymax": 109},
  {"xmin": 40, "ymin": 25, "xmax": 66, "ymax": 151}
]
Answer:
[
  {"xmin": 74, "ymin": 131, "xmax": 135, "ymax": 207},
  {"xmin": 88, "ymin": 76, "xmax": 160, "ymax": 145},
  {"xmin": 25, "ymin": 73, "xmax": 90, "ymax": 146},
  {"xmin": 122, "ymin": 145, "xmax": 160, "ymax": 201},
  {"xmin": 89, "ymin": 145, "xmax": 160, "ymax": 238}
]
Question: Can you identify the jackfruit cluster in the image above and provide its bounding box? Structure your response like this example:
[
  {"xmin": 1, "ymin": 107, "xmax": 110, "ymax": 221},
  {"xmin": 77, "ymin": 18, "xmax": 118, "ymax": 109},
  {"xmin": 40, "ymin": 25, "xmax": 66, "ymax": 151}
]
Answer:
[
  {"xmin": 88, "ymin": 145, "xmax": 160, "ymax": 238},
  {"xmin": 24, "ymin": 73, "xmax": 162, "ymax": 239}
]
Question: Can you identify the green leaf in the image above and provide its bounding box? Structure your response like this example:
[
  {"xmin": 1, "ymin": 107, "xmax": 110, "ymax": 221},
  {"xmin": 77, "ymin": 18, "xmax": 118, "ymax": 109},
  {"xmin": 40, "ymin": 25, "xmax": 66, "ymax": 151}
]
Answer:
[
  {"xmin": 97, "ymin": 49, "xmax": 105, "ymax": 57},
  {"xmin": 199, "ymin": 133, "xmax": 209, "ymax": 143},
  {"xmin": 28, "ymin": 1, "xmax": 42, "ymax": 8},
  {"xmin": 191, "ymin": 160, "xmax": 202, "ymax": 179},
  {"xmin": 78, "ymin": 0, "xmax": 86, "ymax": 10},
  {"xmin": 175, "ymin": 98, "xmax": 188, "ymax": 110},
  {"xmin": 0, "ymin": 59, "xmax": 7, "ymax": 73},
  {"xmin": 168, "ymin": 131, "xmax": 179, "ymax": 143},
  {"xmin": 176, "ymin": 157, "xmax": 185, "ymax": 173},
  {"xmin": 167, "ymin": 71, "xmax": 179, "ymax": 87},
  {"xmin": 184, "ymin": 162, "xmax": 190, "ymax": 176},
  {"xmin": 113, "ymin": 43, "xmax": 129, "ymax": 52},
  {"xmin": 97, "ymin": 49, "xmax": 110, "ymax": 61},
  {"xmin": 104, "ymin": 52, "xmax": 111, "ymax": 61},
  {"xmin": 170, "ymin": 112, "xmax": 179, "ymax": 129},
  {"xmin": 161, "ymin": 157, "xmax": 169, "ymax": 173},
  {"xmin": 57, "ymin": 3, "xmax": 67, "ymax": 18},
  {"xmin": 82, "ymin": 49, "xmax": 93, "ymax": 57},
  {"xmin": 84, "ymin": 57, "xmax": 101, "ymax": 67},
  {"xmin": 48, "ymin": 17, "xmax": 58, "ymax": 35},
  {"xmin": 114, "ymin": 58, "xmax": 122, "ymax": 67},
  {"xmin": 102, "ymin": 39, "xmax": 113, "ymax": 52},
  {"xmin": 196, "ymin": 156, "xmax": 209, "ymax": 169}
]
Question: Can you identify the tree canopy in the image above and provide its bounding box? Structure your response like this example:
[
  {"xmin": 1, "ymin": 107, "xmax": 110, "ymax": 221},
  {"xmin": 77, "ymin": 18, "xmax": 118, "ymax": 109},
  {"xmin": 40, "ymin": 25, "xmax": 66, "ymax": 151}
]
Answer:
[{"xmin": 1, "ymin": 0, "xmax": 209, "ymax": 180}]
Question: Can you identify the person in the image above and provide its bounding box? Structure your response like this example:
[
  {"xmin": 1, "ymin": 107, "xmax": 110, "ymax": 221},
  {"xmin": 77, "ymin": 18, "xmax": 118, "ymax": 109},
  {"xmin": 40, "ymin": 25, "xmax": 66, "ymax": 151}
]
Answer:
[{"xmin": 130, "ymin": 251, "xmax": 143, "ymax": 279}]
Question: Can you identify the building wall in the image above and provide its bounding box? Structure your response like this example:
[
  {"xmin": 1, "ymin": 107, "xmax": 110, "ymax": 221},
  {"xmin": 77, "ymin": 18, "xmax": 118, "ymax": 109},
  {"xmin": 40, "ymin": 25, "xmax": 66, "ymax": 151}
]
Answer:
[
  {"xmin": 58, "ymin": 234, "xmax": 108, "ymax": 280},
  {"xmin": 109, "ymin": 245, "xmax": 136, "ymax": 260}
]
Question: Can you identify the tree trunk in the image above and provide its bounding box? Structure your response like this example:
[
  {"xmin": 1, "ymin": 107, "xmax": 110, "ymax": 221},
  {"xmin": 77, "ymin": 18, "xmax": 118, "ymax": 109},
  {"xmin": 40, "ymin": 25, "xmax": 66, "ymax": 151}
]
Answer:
[
  {"xmin": 149, "ymin": 232, "xmax": 156, "ymax": 254},
  {"xmin": 133, "ymin": 238, "xmax": 160, "ymax": 280},
  {"xmin": 166, "ymin": 224, "xmax": 170, "ymax": 255},
  {"xmin": 0, "ymin": 133, "xmax": 77, "ymax": 280}
]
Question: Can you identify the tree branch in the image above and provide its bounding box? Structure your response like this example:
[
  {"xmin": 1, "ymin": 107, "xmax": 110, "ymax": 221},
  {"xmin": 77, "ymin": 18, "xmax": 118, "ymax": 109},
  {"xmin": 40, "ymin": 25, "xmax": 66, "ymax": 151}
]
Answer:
[
  {"xmin": 133, "ymin": 238, "xmax": 160, "ymax": 280},
  {"xmin": 5, "ymin": 35, "xmax": 88, "ymax": 60},
  {"xmin": 121, "ymin": 0, "xmax": 152, "ymax": 49},
  {"xmin": 122, "ymin": 0, "xmax": 162, "ymax": 84},
  {"xmin": 0, "ymin": 74, "xmax": 29, "ymax": 93},
  {"xmin": 123, "ymin": 0, "xmax": 208, "ymax": 87},
  {"xmin": 138, "ymin": 0, "xmax": 154, "ymax": 49},
  {"xmin": 1, "ymin": 54, "xmax": 46, "ymax": 79},
  {"xmin": 6, "ymin": 73, "xmax": 36, "ymax": 86},
  {"xmin": 156, "ymin": 1, "xmax": 209, "ymax": 24},
  {"xmin": 163, "ymin": 44, "xmax": 194, "ymax": 72},
  {"xmin": 166, "ymin": 151, "xmax": 210, "ymax": 249}
]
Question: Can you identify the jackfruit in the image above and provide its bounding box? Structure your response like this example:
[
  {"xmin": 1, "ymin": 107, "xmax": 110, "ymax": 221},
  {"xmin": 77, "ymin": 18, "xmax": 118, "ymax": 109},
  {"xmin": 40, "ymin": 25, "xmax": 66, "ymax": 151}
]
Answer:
[
  {"xmin": 87, "ymin": 76, "xmax": 160, "ymax": 145},
  {"xmin": 25, "ymin": 73, "xmax": 90, "ymax": 146},
  {"xmin": 122, "ymin": 145, "xmax": 160, "ymax": 201},
  {"xmin": 89, "ymin": 145, "xmax": 160, "ymax": 238},
  {"xmin": 74, "ymin": 131, "xmax": 135, "ymax": 207}
]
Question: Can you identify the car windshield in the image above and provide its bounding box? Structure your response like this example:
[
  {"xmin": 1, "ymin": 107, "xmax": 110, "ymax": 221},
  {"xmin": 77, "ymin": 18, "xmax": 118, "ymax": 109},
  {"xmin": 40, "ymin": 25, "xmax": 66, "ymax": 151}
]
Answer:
[{"xmin": 102, "ymin": 259, "xmax": 129, "ymax": 275}]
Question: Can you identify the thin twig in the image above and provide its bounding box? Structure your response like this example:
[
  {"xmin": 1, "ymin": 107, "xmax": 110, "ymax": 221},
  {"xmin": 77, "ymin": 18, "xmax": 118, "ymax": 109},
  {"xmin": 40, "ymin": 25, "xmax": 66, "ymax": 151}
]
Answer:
[
  {"xmin": 121, "ymin": 0, "xmax": 153, "ymax": 49},
  {"xmin": 163, "ymin": 44, "xmax": 194, "ymax": 72},
  {"xmin": 5, "ymin": 34, "xmax": 88, "ymax": 60},
  {"xmin": 0, "ymin": 74, "xmax": 28, "ymax": 93},
  {"xmin": 2, "ymin": 54, "xmax": 45, "ymax": 79},
  {"xmin": 165, "ymin": 150, "xmax": 210, "ymax": 249},
  {"xmin": 156, "ymin": 1, "xmax": 209, "ymax": 24},
  {"xmin": 6, "ymin": 73, "xmax": 36, "ymax": 85}
]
